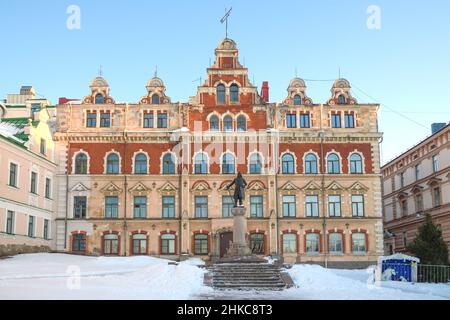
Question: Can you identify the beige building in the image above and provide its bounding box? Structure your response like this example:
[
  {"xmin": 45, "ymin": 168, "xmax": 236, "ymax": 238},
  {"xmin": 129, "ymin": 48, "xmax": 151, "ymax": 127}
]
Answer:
[
  {"xmin": 0, "ymin": 87, "xmax": 57, "ymax": 255},
  {"xmin": 382, "ymin": 124, "xmax": 450, "ymax": 257},
  {"xmin": 53, "ymin": 38, "xmax": 384, "ymax": 268}
]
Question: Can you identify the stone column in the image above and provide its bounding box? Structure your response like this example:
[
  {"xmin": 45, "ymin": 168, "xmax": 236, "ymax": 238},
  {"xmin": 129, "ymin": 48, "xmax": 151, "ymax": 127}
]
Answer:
[
  {"xmin": 227, "ymin": 207, "xmax": 252, "ymax": 256},
  {"xmin": 231, "ymin": 207, "xmax": 247, "ymax": 245}
]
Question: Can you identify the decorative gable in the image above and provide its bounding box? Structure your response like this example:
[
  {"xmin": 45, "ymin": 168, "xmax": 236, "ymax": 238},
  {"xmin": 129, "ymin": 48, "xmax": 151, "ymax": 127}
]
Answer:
[
  {"xmin": 70, "ymin": 182, "xmax": 90, "ymax": 192},
  {"xmin": 326, "ymin": 181, "xmax": 345, "ymax": 192},
  {"xmin": 219, "ymin": 180, "xmax": 234, "ymax": 192},
  {"xmin": 100, "ymin": 182, "xmax": 123, "ymax": 196},
  {"xmin": 348, "ymin": 181, "xmax": 368, "ymax": 193},
  {"xmin": 247, "ymin": 181, "xmax": 267, "ymax": 191},
  {"xmin": 191, "ymin": 181, "xmax": 212, "ymax": 193},
  {"xmin": 280, "ymin": 181, "xmax": 300, "ymax": 192},
  {"xmin": 158, "ymin": 182, "xmax": 178, "ymax": 194},
  {"xmin": 411, "ymin": 184, "xmax": 424, "ymax": 194},
  {"xmin": 302, "ymin": 181, "xmax": 321, "ymax": 192},
  {"xmin": 129, "ymin": 182, "xmax": 150, "ymax": 195}
]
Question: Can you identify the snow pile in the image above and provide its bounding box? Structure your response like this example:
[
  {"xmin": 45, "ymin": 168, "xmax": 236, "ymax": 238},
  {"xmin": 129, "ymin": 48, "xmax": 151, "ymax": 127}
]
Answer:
[
  {"xmin": 283, "ymin": 264, "xmax": 450, "ymax": 300},
  {"xmin": 0, "ymin": 254, "xmax": 449, "ymax": 300},
  {"xmin": 0, "ymin": 254, "xmax": 212, "ymax": 300}
]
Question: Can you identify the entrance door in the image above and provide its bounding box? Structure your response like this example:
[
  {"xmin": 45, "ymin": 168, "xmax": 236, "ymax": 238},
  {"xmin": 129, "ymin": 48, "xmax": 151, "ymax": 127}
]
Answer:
[{"xmin": 220, "ymin": 232, "xmax": 233, "ymax": 258}]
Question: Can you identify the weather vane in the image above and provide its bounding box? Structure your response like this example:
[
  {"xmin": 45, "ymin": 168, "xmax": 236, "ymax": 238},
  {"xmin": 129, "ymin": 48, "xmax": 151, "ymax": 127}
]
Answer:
[
  {"xmin": 220, "ymin": 7, "xmax": 232, "ymax": 39},
  {"xmin": 98, "ymin": 65, "xmax": 103, "ymax": 77}
]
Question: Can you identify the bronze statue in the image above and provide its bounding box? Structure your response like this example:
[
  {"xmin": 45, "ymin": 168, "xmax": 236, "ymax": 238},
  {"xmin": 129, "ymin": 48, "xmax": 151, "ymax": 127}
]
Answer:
[{"xmin": 227, "ymin": 172, "xmax": 247, "ymax": 207}]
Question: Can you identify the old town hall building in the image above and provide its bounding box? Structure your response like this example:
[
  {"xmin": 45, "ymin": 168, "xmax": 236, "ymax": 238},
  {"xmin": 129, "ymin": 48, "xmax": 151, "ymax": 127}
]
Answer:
[{"xmin": 53, "ymin": 38, "xmax": 383, "ymax": 267}]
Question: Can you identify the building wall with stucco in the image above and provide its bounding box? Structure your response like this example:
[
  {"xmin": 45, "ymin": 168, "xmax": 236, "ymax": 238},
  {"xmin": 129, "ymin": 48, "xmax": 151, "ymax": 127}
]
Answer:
[{"xmin": 53, "ymin": 38, "xmax": 383, "ymax": 268}]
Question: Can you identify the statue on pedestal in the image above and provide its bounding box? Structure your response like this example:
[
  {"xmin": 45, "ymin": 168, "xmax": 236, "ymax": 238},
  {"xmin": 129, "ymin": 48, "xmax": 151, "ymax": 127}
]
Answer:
[{"xmin": 226, "ymin": 172, "xmax": 247, "ymax": 207}]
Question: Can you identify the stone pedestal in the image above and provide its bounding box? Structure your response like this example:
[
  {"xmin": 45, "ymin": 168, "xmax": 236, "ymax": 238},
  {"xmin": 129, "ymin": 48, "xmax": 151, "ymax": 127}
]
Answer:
[{"xmin": 226, "ymin": 207, "xmax": 252, "ymax": 257}]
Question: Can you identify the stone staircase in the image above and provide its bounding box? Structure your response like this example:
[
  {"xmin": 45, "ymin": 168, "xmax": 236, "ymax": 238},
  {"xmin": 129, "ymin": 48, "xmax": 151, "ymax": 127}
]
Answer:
[{"xmin": 206, "ymin": 263, "xmax": 293, "ymax": 290}]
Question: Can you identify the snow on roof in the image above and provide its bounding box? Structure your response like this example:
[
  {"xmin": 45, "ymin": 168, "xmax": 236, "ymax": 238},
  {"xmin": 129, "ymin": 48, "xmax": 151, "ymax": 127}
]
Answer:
[
  {"xmin": 0, "ymin": 121, "xmax": 27, "ymax": 145},
  {"xmin": 378, "ymin": 253, "xmax": 420, "ymax": 263}
]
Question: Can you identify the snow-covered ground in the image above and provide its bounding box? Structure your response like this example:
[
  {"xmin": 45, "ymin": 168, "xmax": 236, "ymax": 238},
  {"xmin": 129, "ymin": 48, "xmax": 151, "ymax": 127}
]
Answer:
[{"xmin": 0, "ymin": 254, "xmax": 449, "ymax": 300}]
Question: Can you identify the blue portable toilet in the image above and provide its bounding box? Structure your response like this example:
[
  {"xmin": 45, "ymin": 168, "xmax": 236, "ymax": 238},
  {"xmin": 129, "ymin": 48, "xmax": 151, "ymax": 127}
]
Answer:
[{"xmin": 378, "ymin": 254, "xmax": 420, "ymax": 282}]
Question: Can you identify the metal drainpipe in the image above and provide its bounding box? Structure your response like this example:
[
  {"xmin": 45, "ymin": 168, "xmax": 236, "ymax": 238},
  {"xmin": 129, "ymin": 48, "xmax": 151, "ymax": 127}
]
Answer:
[
  {"xmin": 273, "ymin": 120, "xmax": 280, "ymax": 256},
  {"xmin": 123, "ymin": 106, "xmax": 128, "ymax": 256},
  {"xmin": 64, "ymin": 107, "xmax": 72, "ymax": 250},
  {"xmin": 64, "ymin": 156, "xmax": 69, "ymax": 250},
  {"xmin": 178, "ymin": 135, "xmax": 183, "ymax": 261},
  {"xmin": 319, "ymin": 104, "xmax": 328, "ymax": 268}
]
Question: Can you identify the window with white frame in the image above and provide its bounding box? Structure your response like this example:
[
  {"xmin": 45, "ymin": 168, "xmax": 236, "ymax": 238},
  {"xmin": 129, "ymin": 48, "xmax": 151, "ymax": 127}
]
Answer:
[
  {"xmin": 352, "ymin": 233, "xmax": 366, "ymax": 254},
  {"xmin": 75, "ymin": 153, "xmax": 88, "ymax": 174},
  {"xmin": 328, "ymin": 195, "xmax": 341, "ymax": 217},
  {"xmin": 329, "ymin": 233, "xmax": 343, "ymax": 254},
  {"xmin": 306, "ymin": 233, "xmax": 320, "ymax": 254},
  {"xmin": 305, "ymin": 153, "xmax": 318, "ymax": 174},
  {"xmin": 282, "ymin": 195, "xmax": 296, "ymax": 217},
  {"xmin": 351, "ymin": 195, "xmax": 365, "ymax": 217},
  {"xmin": 282, "ymin": 233, "xmax": 297, "ymax": 254},
  {"xmin": 349, "ymin": 153, "xmax": 363, "ymax": 174},
  {"xmin": 250, "ymin": 195, "xmax": 264, "ymax": 218},
  {"xmin": 306, "ymin": 195, "xmax": 319, "ymax": 217},
  {"xmin": 282, "ymin": 153, "xmax": 295, "ymax": 174}
]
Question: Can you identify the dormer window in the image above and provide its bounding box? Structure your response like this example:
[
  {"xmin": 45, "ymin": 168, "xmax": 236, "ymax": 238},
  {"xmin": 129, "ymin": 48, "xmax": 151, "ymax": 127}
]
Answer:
[
  {"xmin": 337, "ymin": 95, "xmax": 346, "ymax": 105},
  {"xmin": 151, "ymin": 94, "xmax": 160, "ymax": 105},
  {"xmin": 230, "ymin": 84, "xmax": 239, "ymax": 103},
  {"xmin": 217, "ymin": 84, "xmax": 226, "ymax": 104},
  {"xmin": 95, "ymin": 94, "xmax": 105, "ymax": 104},
  {"xmin": 293, "ymin": 95, "xmax": 302, "ymax": 106}
]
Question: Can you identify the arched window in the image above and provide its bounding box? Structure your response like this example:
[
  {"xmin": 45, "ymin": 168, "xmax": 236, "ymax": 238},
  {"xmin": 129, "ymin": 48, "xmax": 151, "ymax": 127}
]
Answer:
[
  {"xmin": 161, "ymin": 233, "xmax": 176, "ymax": 255},
  {"xmin": 349, "ymin": 153, "xmax": 363, "ymax": 174},
  {"xmin": 103, "ymin": 234, "xmax": 119, "ymax": 255},
  {"xmin": 194, "ymin": 153, "xmax": 208, "ymax": 174},
  {"xmin": 306, "ymin": 233, "xmax": 320, "ymax": 254},
  {"xmin": 151, "ymin": 94, "xmax": 160, "ymax": 105},
  {"xmin": 305, "ymin": 153, "xmax": 318, "ymax": 174},
  {"xmin": 132, "ymin": 234, "xmax": 147, "ymax": 255},
  {"xmin": 352, "ymin": 233, "xmax": 367, "ymax": 254},
  {"xmin": 223, "ymin": 115, "xmax": 233, "ymax": 132},
  {"xmin": 329, "ymin": 233, "xmax": 343, "ymax": 254},
  {"xmin": 75, "ymin": 153, "xmax": 88, "ymax": 174},
  {"xmin": 163, "ymin": 153, "xmax": 175, "ymax": 174},
  {"xmin": 237, "ymin": 115, "xmax": 247, "ymax": 132},
  {"xmin": 249, "ymin": 153, "xmax": 262, "ymax": 174},
  {"xmin": 217, "ymin": 84, "xmax": 226, "ymax": 104},
  {"xmin": 230, "ymin": 84, "xmax": 239, "ymax": 103},
  {"xmin": 327, "ymin": 153, "xmax": 340, "ymax": 174},
  {"xmin": 134, "ymin": 153, "xmax": 148, "ymax": 174},
  {"xmin": 106, "ymin": 153, "xmax": 120, "ymax": 174},
  {"xmin": 72, "ymin": 233, "xmax": 87, "ymax": 254},
  {"xmin": 337, "ymin": 95, "xmax": 346, "ymax": 105},
  {"xmin": 210, "ymin": 115, "xmax": 220, "ymax": 131},
  {"xmin": 293, "ymin": 95, "xmax": 302, "ymax": 106},
  {"xmin": 222, "ymin": 153, "xmax": 235, "ymax": 174},
  {"xmin": 95, "ymin": 93, "xmax": 104, "ymax": 104},
  {"xmin": 282, "ymin": 233, "xmax": 297, "ymax": 254},
  {"xmin": 194, "ymin": 234, "xmax": 209, "ymax": 255},
  {"xmin": 282, "ymin": 153, "xmax": 295, "ymax": 174},
  {"xmin": 250, "ymin": 233, "xmax": 264, "ymax": 254}
]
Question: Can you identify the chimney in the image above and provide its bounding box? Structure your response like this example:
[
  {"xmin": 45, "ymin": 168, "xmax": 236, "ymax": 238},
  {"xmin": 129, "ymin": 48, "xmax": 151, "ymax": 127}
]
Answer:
[{"xmin": 261, "ymin": 81, "xmax": 269, "ymax": 103}]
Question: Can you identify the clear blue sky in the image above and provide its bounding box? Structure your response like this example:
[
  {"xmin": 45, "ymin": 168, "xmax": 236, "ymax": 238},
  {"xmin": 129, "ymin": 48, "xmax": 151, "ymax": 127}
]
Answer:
[{"xmin": 1, "ymin": 0, "xmax": 449, "ymax": 165}]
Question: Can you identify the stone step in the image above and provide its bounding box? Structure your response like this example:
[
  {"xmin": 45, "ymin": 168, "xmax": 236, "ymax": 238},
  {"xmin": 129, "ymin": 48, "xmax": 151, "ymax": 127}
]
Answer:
[
  {"xmin": 213, "ymin": 283, "xmax": 286, "ymax": 289},
  {"xmin": 214, "ymin": 275, "xmax": 281, "ymax": 281},
  {"xmin": 213, "ymin": 279, "xmax": 284, "ymax": 284}
]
